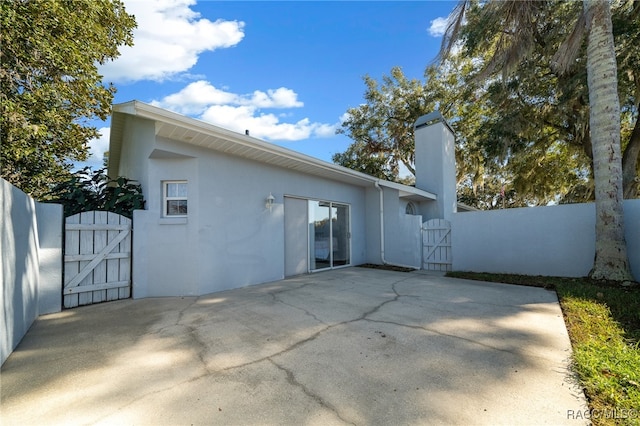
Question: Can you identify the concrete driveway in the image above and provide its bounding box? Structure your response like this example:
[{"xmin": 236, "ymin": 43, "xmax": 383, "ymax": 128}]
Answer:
[{"xmin": 1, "ymin": 268, "xmax": 587, "ymax": 425}]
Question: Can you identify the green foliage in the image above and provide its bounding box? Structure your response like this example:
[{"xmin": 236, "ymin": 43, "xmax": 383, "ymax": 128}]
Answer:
[
  {"xmin": 552, "ymin": 286, "xmax": 640, "ymax": 425},
  {"xmin": 335, "ymin": 58, "xmax": 579, "ymax": 209},
  {"xmin": 332, "ymin": 141, "xmax": 396, "ymax": 181},
  {"xmin": 0, "ymin": 0, "xmax": 136, "ymax": 199},
  {"xmin": 457, "ymin": 0, "xmax": 639, "ymax": 200},
  {"xmin": 335, "ymin": 1, "xmax": 638, "ymax": 208},
  {"xmin": 47, "ymin": 167, "xmax": 145, "ymax": 219},
  {"xmin": 336, "ymin": 67, "xmax": 428, "ymax": 180}
]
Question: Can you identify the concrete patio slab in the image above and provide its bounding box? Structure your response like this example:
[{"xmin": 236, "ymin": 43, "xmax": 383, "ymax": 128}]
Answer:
[{"xmin": 1, "ymin": 268, "xmax": 588, "ymax": 425}]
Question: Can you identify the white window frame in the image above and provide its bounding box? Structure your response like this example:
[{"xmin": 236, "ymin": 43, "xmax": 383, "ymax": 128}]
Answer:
[{"xmin": 163, "ymin": 181, "xmax": 188, "ymax": 217}]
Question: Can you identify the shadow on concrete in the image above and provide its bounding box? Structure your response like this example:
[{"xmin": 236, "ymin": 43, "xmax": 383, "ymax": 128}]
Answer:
[{"xmin": 1, "ymin": 268, "xmax": 587, "ymax": 425}]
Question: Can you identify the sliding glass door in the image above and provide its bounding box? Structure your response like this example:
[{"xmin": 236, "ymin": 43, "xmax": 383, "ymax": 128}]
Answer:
[{"xmin": 309, "ymin": 200, "xmax": 350, "ymax": 271}]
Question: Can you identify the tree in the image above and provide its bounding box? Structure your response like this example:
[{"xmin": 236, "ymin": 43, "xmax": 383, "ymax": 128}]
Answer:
[
  {"xmin": 581, "ymin": 0, "xmax": 632, "ymax": 281},
  {"xmin": 335, "ymin": 56, "xmax": 585, "ymax": 209},
  {"xmin": 332, "ymin": 141, "xmax": 397, "ymax": 181},
  {"xmin": 440, "ymin": 0, "xmax": 635, "ymax": 282},
  {"xmin": 0, "ymin": 0, "xmax": 136, "ymax": 199},
  {"xmin": 454, "ymin": 0, "xmax": 639, "ymax": 202},
  {"xmin": 336, "ymin": 67, "xmax": 427, "ymax": 179}
]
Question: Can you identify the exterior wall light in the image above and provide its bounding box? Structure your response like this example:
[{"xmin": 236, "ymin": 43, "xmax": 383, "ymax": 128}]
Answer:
[{"xmin": 266, "ymin": 193, "xmax": 275, "ymax": 210}]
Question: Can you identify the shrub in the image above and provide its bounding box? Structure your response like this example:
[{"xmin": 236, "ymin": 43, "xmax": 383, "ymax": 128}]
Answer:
[{"xmin": 47, "ymin": 167, "xmax": 145, "ymax": 218}]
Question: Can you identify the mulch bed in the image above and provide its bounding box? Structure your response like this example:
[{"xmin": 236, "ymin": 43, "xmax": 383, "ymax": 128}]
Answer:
[{"xmin": 356, "ymin": 263, "xmax": 416, "ymax": 273}]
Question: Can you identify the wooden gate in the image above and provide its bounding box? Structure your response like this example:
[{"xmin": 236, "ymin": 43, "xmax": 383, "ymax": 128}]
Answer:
[
  {"xmin": 422, "ymin": 218, "xmax": 452, "ymax": 272},
  {"xmin": 64, "ymin": 211, "xmax": 132, "ymax": 308}
]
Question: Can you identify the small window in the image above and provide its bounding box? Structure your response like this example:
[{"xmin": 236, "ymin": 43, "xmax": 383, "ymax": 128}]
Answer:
[
  {"xmin": 163, "ymin": 181, "xmax": 188, "ymax": 217},
  {"xmin": 405, "ymin": 202, "xmax": 416, "ymax": 215}
]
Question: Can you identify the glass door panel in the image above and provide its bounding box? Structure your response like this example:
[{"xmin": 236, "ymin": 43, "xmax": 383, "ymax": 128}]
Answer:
[
  {"xmin": 309, "ymin": 201, "xmax": 331, "ymax": 270},
  {"xmin": 309, "ymin": 200, "xmax": 350, "ymax": 271},
  {"xmin": 332, "ymin": 204, "xmax": 350, "ymax": 266}
]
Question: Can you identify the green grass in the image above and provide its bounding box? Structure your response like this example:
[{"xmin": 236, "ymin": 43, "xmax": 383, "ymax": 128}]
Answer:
[{"xmin": 447, "ymin": 272, "xmax": 640, "ymax": 425}]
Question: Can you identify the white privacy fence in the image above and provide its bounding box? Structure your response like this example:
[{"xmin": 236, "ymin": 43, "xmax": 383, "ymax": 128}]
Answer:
[
  {"xmin": 1, "ymin": 179, "xmax": 63, "ymax": 365},
  {"xmin": 450, "ymin": 200, "xmax": 640, "ymax": 280}
]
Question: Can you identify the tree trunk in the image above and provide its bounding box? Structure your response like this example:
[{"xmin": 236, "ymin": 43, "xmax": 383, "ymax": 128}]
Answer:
[
  {"xmin": 584, "ymin": 0, "xmax": 634, "ymax": 282},
  {"xmin": 622, "ymin": 107, "xmax": 640, "ymax": 199}
]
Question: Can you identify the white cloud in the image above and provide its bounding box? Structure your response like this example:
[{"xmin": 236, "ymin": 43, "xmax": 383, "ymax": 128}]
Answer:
[
  {"xmin": 338, "ymin": 112, "xmax": 352, "ymax": 124},
  {"xmin": 76, "ymin": 127, "xmax": 110, "ymax": 171},
  {"xmin": 99, "ymin": 0, "xmax": 245, "ymax": 83},
  {"xmin": 200, "ymin": 106, "xmax": 315, "ymax": 141},
  {"xmin": 247, "ymin": 88, "xmax": 303, "ymax": 109},
  {"xmin": 313, "ymin": 123, "xmax": 337, "ymax": 138},
  {"xmin": 157, "ymin": 80, "xmax": 238, "ymax": 115},
  {"xmin": 152, "ymin": 80, "xmax": 338, "ymax": 141},
  {"xmin": 428, "ymin": 16, "xmax": 448, "ymax": 37}
]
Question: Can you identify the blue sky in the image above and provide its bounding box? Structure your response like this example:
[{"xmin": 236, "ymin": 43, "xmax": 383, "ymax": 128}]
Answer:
[{"xmin": 88, "ymin": 0, "xmax": 456, "ymax": 169}]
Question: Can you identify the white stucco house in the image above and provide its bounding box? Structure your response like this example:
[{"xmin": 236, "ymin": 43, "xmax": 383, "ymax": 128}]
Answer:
[{"xmin": 107, "ymin": 101, "xmax": 461, "ymax": 298}]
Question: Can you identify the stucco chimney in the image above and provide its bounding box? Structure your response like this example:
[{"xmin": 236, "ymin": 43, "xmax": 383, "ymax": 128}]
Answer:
[{"xmin": 414, "ymin": 111, "xmax": 457, "ymax": 220}]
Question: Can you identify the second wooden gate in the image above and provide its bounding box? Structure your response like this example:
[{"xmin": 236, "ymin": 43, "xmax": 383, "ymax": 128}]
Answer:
[
  {"xmin": 64, "ymin": 211, "xmax": 132, "ymax": 308},
  {"xmin": 422, "ymin": 218, "xmax": 452, "ymax": 272}
]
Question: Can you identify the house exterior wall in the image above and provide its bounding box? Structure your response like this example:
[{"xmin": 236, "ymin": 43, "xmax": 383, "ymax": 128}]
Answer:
[
  {"xmin": 1, "ymin": 179, "xmax": 62, "ymax": 365},
  {"xmin": 381, "ymin": 188, "xmax": 423, "ymax": 268},
  {"xmin": 365, "ymin": 187, "xmax": 383, "ymax": 265},
  {"xmin": 111, "ymin": 105, "xmax": 452, "ymax": 297},
  {"xmin": 131, "ymin": 136, "xmax": 374, "ymax": 297},
  {"xmin": 116, "ymin": 116, "xmax": 155, "ymax": 200},
  {"xmin": 451, "ymin": 200, "xmax": 640, "ymax": 280}
]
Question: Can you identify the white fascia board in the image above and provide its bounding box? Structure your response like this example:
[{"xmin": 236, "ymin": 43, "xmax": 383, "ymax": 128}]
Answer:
[
  {"xmin": 112, "ymin": 101, "xmax": 379, "ymax": 187},
  {"xmin": 112, "ymin": 101, "xmax": 439, "ymax": 200},
  {"xmin": 378, "ymin": 180, "xmax": 437, "ymax": 201}
]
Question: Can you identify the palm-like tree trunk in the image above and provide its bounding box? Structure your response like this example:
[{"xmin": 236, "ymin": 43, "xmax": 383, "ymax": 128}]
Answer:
[
  {"xmin": 584, "ymin": 0, "xmax": 634, "ymax": 281},
  {"xmin": 439, "ymin": 0, "xmax": 635, "ymax": 282}
]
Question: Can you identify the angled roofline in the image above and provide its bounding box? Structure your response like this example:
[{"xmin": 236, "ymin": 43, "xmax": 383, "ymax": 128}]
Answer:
[{"xmin": 108, "ymin": 100, "xmax": 437, "ymax": 201}]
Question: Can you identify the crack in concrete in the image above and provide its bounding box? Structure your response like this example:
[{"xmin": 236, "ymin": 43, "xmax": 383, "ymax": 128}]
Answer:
[
  {"xmin": 356, "ymin": 277, "xmax": 411, "ymax": 320},
  {"xmin": 266, "ymin": 280, "xmax": 334, "ymax": 325},
  {"xmin": 144, "ymin": 297, "xmax": 198, "ymax": 336},
  {"xmin": 268, "ymin": 359, "xmax": 356, "ymax": 425},
  {"xmin": 217, "ymin": 277, "xmax": 415, "ymax": 373},
  {"xmin": 273, "ymin": 297, "xmax": 328, "ymax": 325},
  {"xmin": 96, "ymin": 276, "xmax": 415, "ymax": 423},
  {"xmin": 219, "ymin": 325, "xmax": 331, "ymax": 372},
  {"xmin": 144, "ymin": 296, "xmax": 215, "ymax": 373},
  {"xmin": 362, "ymin": 318, "xmax": 546, "ymax": 361}
]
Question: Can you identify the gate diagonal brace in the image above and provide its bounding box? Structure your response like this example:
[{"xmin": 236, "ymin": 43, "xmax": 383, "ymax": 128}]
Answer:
[
  {"xmin": 424, "ymin": 229, "xmax": 450, "ymax": 260},
  {"xmin": 64, "ymin": 229, "xmax": 130, "ymax": 291}
]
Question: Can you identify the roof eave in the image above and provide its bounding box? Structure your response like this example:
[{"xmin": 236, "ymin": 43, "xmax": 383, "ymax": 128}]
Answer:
[{"xmin": 110, "ymin": 101, "xmax": 436, "ymax": 199}]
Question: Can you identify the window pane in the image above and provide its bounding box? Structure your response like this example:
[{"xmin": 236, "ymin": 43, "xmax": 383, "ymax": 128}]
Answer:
[
  {"xmin": 167, "ymin": 183, "xmax": 178, "ymax": 197},
  {"xmin": 176, "ymin": 183, "xmax": 187, "ymax": 197},
  {"xmin": 167, "ymin": 183, "xmax": 187, "ymax": 197},
  {"xmin": 167, "ymin": 200, "xmax": 188, "ymax": 215}
]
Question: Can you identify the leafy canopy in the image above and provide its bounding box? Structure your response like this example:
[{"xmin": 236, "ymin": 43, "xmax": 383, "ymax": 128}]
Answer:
[
  {"xmin": 334, "ymin": 0, "xmax": 638, "ymax": 209},
  {"xmin": 0, "ymin": 0, "xmax": 136, "ymax": 198},
  {"xmin": 335, "ymin": 57, "xmax": 589, "ymax": 209},
  {"xmin": 47, "ymin": 167, "xmax": 145, "ymax": 219}
]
